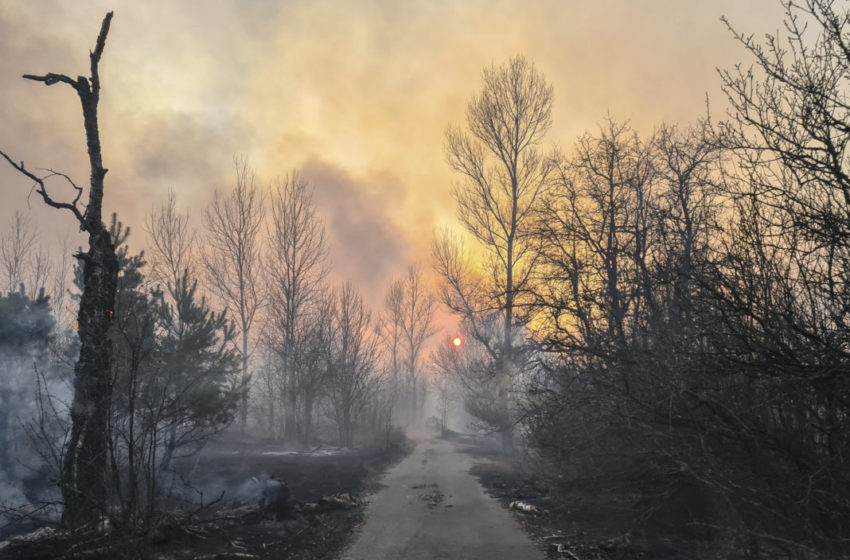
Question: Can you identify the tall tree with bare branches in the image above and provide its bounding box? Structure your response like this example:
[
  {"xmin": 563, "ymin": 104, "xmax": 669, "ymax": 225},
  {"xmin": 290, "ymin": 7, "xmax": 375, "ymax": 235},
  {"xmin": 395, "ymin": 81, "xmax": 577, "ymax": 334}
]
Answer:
[
  {"xmin": 0, "ymin": 12, "xmax": 118, "ymax": 527},
  {"xmin": 439, "ymin": 54, "xmax": 554, "ymax": 451},
  {"xmin": 146, "ymin": 188, "xmax": 195, "ymax": 299},
  {"xmin": 327, "ymin": 282, "xmax": 380, "ymax": 447},
  {"xmin": 266, "ymin": 172, "xmax": 328, "ymax": 442},
  {"xmin": 380, "ymin": 265, "xmax": 435, "ymax": 423},
  {"xmin": 398, "ymin": 266, "xmax": 435, "ymax": 419},
  {"xmin": 203, "ymin": 157, "xmax": 265, "ymax": 432},
  {"xmin": 381, "ymin": 279, "xmax": 404, "ymax": 410}
]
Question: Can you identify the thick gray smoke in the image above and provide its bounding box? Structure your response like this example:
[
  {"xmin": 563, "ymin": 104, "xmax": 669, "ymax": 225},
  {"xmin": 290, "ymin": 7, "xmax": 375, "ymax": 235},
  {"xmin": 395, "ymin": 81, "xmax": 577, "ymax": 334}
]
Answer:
[
  {"xmin": 0, "ymin": 366, "xmax": 70, "ymax": 525},
  {"xmin": 0, "ymin": 307, "xmax": 72, "ymax": 520}
]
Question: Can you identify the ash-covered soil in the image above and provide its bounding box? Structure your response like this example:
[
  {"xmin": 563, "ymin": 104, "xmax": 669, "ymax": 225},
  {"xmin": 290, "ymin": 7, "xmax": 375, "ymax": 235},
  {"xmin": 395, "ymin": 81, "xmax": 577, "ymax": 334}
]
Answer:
[
  {"xmin": 469, "ymin": 460, "xmax": 662, "ymax": 560},
  {"xmin": 458, "ymin": 437, "xmax": 724, "ymax": 560},
  {"xmin": 0, "ymin": 434, "xmax": 410, "ymax": 560}
]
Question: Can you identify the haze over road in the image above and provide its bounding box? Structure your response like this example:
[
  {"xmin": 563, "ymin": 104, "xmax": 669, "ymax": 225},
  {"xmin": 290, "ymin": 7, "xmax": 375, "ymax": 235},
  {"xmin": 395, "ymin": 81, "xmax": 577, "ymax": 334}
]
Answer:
[{"xmin": 343, "ymin": 438, "xmax": 544, "ymax": 560}]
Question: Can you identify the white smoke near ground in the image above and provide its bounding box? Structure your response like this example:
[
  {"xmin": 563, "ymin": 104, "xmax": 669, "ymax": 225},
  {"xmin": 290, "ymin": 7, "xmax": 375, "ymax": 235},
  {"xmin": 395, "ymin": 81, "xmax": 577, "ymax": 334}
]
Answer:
[{"xmin": 0, "ymin": 362, "xmax": 71, "ymax": 535}]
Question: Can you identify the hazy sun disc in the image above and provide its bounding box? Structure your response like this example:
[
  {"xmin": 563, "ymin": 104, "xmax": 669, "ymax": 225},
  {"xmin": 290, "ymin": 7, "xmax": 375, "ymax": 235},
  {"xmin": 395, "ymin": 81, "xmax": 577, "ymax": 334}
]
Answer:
[{"xmin": 452, "ymin": 336, "xmax": 463, "ymax": 348}]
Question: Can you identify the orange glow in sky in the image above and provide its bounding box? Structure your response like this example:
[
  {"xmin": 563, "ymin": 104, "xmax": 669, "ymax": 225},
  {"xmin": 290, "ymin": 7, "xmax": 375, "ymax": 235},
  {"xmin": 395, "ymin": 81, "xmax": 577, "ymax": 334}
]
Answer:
[
  {"xmin": 452, "ymin": 336, "xmax": 463, "ymax": 348},
  {"xmin": 0, "ymin": 0, "xmax": 784, "ymax": 318}
]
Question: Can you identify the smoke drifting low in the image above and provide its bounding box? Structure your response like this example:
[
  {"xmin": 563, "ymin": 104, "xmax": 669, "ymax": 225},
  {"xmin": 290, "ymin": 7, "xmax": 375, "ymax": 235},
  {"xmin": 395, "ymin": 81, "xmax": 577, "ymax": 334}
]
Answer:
[{"xmin": 302, "ymin": 160, "xmax": 409, "ymax": 304}]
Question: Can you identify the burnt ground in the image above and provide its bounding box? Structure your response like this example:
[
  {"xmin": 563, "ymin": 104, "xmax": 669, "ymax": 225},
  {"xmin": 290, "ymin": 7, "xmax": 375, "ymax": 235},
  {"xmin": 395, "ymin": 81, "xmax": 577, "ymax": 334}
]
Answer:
[
  {"xmin": 0, "ymin": 434, "xmax": 410, "ymax": 560},
  {"xmin": 456, "ymin": 435, "xmax": 735, "ymax": 560}
]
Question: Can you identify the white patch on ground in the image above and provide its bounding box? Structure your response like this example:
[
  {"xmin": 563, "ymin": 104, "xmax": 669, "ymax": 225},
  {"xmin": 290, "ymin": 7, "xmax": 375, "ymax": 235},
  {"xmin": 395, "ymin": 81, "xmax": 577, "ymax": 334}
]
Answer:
[
  {"xmin": 260, "ymin": 446, "xmax": 353, "ymax": 457},
  {"xmin": 0, "ymin": 526, "xmax": 56, "ymax": 550}
]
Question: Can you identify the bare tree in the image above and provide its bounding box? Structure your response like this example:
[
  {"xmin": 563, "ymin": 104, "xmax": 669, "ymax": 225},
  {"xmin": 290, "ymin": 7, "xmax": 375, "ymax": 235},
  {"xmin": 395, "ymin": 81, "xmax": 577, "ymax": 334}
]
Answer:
[
  {"xmin": 398, "ymin": 265, "xmax": 436, "ymax": 420},
  {"xmin": 326, "ymin": 282, "xmax": 380, "ymax": 447},
  {"xmin": 0, "ymin": 212, "xmax": 62, "ymax": 308},
  {"xmin": 146, "ymin": 188, "xmax": 195, "ymax": 297},
  {"xmin": 695, "ymin": 1, "xmax": 850, "ymax": 550},
  {"xmin": 0, "ymin": 12, "xmax": 119, "ymax": 527},
  {"xmin": 0, "ymin": 211, "xmax": 38, "ymax": 295},
  {"xmin": 380, "ymin": 265, "xmax": 435, "ymax": 424},
  {"xmin": 429, "ymin": 336, "xmax": 463, "ymax": 435},
  {"xmin": 143, "ymin": 192, "xmax": 197, "ymax": 472},
  {"xmin": 295, "ymin": 288, "xmax": 335, "ymax": 443},
  {"xmin": 528, "ymin": 117, "xmax": 712, "ymax": 453},
  {"xmin": 653, "ymin": 120, "xmax": 721, "ymax": 334},
  {"xmin": 440, "ymin": 54, "xmax": 554, "ymax": 451},
  {"xmin": 266, "ymin": 172, "xmax": 328, "ymax": 443},
  {"xmin": 536, "ymin": 118, "xmax": 656, "ymax": 369},
  {"xmin": 203, "ymin": 157, "xmax": 265, "ymax": 432},
  {"xmin": 50, "ymin": 236, "xmax": 76, "ymax": 331},
  {"xmin": 432, "ymin": 232, "xmax": 525, "ymax": 443},
  {"xmin": 29, "ymin": 247, "xmax": 53, "ymax": 302},
  {"xmin": 380, "ymin": 279, "xmax": 404, "ymax": 421}
]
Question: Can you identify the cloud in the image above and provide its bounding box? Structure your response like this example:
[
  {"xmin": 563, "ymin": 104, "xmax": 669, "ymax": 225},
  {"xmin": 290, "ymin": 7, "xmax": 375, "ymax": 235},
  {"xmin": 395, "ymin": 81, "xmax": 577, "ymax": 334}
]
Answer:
[{"xmin": 300, "ymin": 160, "xmax": 408, "ymax": 303}]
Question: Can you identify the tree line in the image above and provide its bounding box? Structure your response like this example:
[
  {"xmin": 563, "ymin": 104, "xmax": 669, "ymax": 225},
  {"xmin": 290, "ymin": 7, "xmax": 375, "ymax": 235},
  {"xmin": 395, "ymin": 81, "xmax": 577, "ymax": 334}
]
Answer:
[
  {"xmin": 0, "ymin": 13, "xmax": 433, "ymax": 534},
  {"xmin": 434, "ymin": 1, "xmax": 850, "ymax": 556},
  {"xmin": 2, "ymin": 0, "xmax": 848, "ymax": 555},
  {"xmin": 0, "ymin": 164, "xmax": 434, "ymax": 532}
]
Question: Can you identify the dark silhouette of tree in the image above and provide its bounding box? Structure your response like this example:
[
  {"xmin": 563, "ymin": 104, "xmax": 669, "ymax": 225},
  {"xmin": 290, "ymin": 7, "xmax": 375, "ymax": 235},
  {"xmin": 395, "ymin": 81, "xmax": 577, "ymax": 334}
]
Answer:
[
  {"xmin": 438, "ymin": 54, "xmax": 555, "ymax": 452},
  {"xmin": 106, "ymin": 216, "xmax": 242, "ymax": 531},
  {"xmin": 705, "ymin": 0, "xmax": 850, "ymax": 550},
  {"xmin": 0, "ymin": 12, "xmax": 118, "ymax": 528}
]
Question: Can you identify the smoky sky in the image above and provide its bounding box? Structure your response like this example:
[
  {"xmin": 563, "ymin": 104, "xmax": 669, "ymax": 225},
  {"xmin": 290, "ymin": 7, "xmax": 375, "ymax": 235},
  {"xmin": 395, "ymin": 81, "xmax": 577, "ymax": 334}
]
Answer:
[
  {"xmin": 301, "ymin": 160, "xmax": 407, "ymax": 304},
  {"xmin": 0, "ymin": 0, "xmax": 786, "ymax": 311}
]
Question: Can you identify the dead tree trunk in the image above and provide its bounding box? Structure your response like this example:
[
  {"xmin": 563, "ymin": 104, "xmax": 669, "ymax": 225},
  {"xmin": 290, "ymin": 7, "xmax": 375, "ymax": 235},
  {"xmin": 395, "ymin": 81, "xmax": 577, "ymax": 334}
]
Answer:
[{"xmin": 0, "ymin": 12, "xmax": 118, "ymax": 528}]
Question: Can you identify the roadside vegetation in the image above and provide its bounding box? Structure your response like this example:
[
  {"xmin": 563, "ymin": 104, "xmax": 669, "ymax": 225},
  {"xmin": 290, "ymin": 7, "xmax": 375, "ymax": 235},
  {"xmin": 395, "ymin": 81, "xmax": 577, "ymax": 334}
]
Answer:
[{"xmin": 434, "ymin": 2, "xmax": 850, "ymax": 558}]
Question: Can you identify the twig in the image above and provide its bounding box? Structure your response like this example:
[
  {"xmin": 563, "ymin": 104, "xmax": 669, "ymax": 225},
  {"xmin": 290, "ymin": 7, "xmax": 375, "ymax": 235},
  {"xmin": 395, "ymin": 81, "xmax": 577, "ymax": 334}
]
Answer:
[
  {"xmin": 0, "ymin": 151, "xmax": 86, "ymax": 225},
  {"xmin": 182, "ymin": 527, "xmax": 208, "ymax": 540},
  {"xmin": 187, "ymin": 490, "xmax": 226, "ymax": 518}
]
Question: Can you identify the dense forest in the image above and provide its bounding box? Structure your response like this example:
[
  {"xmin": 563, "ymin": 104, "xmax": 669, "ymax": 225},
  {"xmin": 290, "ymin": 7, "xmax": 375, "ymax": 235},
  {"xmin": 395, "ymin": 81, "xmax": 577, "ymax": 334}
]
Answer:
[{"xmin": 1, "ymin": 1, "xmax": 849, "ymax": 558}]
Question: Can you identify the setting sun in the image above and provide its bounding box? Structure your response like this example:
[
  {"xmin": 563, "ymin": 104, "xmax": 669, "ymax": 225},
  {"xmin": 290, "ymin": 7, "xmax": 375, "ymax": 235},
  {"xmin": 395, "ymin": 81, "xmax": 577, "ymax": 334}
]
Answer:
[{"xmin": 452, "ymin": 336, "xmax": 463, "ymax": 348}]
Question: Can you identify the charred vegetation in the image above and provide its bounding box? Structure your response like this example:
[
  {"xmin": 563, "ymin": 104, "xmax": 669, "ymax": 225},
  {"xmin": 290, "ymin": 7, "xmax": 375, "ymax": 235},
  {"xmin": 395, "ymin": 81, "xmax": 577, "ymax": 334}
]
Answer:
[{"xmin": 3, "ymin": 1, "xmax": 850, "ymax": 559}]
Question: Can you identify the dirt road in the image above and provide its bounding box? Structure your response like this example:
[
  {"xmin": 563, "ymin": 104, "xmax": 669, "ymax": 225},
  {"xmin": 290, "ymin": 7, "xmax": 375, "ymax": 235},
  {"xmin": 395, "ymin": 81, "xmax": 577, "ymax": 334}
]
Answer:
[{"xmin": 342, "ymin": 438, "xmax": 544, "ymax": 560}]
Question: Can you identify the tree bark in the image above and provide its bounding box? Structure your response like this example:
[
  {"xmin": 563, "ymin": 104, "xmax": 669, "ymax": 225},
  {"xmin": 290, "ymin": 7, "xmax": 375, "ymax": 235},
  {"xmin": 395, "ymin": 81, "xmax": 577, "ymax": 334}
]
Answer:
[
  {"xmin": 63, "ymin": 229, "xmax": 118, "ymax": 526},
  {"xmin": 0, "ymin": 12, "xmax": 121, "ymax": 527}
]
